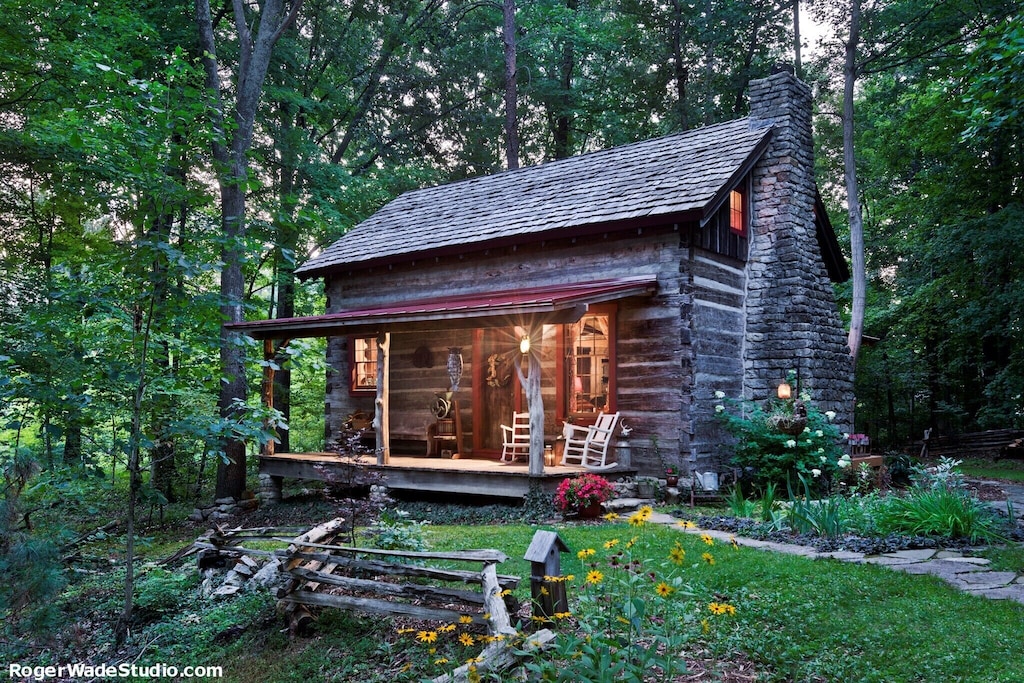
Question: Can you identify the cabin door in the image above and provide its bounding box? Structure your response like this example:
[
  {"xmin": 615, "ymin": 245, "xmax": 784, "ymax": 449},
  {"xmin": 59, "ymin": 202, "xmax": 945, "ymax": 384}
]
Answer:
[{"xmin": 475, "ymin": 329, "xmax": 519, "ymax": 453}]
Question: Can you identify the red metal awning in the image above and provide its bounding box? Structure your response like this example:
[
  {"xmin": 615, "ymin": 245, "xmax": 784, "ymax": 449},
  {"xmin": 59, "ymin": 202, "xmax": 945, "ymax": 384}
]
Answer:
[{"xmin": 228, "ymin": 275, "xmax": 658, "ymax": 340}]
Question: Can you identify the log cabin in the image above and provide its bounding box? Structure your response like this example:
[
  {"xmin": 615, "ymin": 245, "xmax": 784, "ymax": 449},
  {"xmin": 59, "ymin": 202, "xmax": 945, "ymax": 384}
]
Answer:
[{"xmin": 231, "ymin": 67, "xmax": 853, "ymax": 500}]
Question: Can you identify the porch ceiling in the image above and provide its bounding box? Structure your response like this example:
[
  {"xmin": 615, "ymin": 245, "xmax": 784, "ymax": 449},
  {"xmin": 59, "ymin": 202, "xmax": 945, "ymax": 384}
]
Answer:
[{"xmin": 228, "ymin": 275, "xmax": 658, "ymax": 340}]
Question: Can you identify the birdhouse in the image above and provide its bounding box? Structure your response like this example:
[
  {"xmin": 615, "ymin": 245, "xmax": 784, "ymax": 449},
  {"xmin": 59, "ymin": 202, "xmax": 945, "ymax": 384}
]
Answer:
[{"xmin": 524, "ymin": 529, "xmax": 570, "ymax": 621}]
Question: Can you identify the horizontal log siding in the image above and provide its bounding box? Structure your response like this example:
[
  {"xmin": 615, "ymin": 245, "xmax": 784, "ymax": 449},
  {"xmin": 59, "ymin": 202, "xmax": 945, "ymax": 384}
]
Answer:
[
  {"xmin": 324, "ymin": 227, "xmax": 689, "ymax": 472},
  {"xmin": 688, "ymin": 252, "xmax": 747, "ymax": 469}
]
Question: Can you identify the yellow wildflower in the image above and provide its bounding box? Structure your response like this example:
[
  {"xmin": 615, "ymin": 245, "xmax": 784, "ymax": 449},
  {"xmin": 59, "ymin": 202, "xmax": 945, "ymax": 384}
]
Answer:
[
  {"xmin": 625, "ymin": 537, "xmax": 638, "ymax": 549},
  {"xmin": 676, "ymin": 520, "xmax": 697, "ymax": 529},
  {"xmin": 554, "ymin": 611, "xmax": 572, "ymax": 620},
  {"xmin": 500, "ymin": 588, "xmax": 512, "ymax": 596},
  {"xmin": 701, "ymin": 533, "xmax": 714, "ymax": 546},
  {"xmin": 603, "ymin": 512, "xmax": 620, "ymax": 521},
  {"xmin": 396, "ymin": 627, "xmax": 414, "ymax": 634},
  {"xmin": 730, "ymin": 536, "xmax": 739, "ymax": 550},
  {"xmin": 585, "ymin": 569, "xmax": 604, "ymax": 585},
  {"xmin": 669, "ymin": 546, "xmax": 686, "ymax": 565},
  {"xmin": 577, "ymin": 548, "xmax": 596, "ymax": 559},
  {"xmin": 564, "ymin": 574, "xmax": 575, "ymax": 582},
  {"xmin": 458, "ymin": 633, "xmax": 475, "ymax": 647},
  {"xmin": 603, "ymin": 538, "xmax": 620, "ymax": 549},
  {"xmin": 638, "ymin": 505, "xmax": 653, "ymax": 519},
  {"xmin": 655, "ymin": 582, "xmax": 675, "ymax": 597},
  {"xmin": 434, "ymin": 658, "xmax": 449, "ymax": 665},
  {"xmin": 439, "ymin": 623, "xmax": 457, "ymax": 633},
  {"xmin": 628, "ymin": 512, "xmax": 646, "ymax": 527},
  {"xmin": 416, "ymin": 630, "xmax": 438, "ymax": 643},
  {"xmin": 701, "ymin": 618, "xmax": 710, "ymax": 634},
  {"xmin": 702, "ymin": 552, "xmax": 715, "ymax": 565},
  {"xmin": 459, "ymin": 615, "xmax": 473, "ymax": 624},
  {"xmin": 539, "ymin": 586, "xmax": 549, "ymax": 596}
]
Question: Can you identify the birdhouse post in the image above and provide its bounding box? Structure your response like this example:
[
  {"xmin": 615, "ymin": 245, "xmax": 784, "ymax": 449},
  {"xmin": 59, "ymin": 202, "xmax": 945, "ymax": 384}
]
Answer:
[{"xmin": 524, "ymin": 529, "xmax": 570, "ymax": 621}]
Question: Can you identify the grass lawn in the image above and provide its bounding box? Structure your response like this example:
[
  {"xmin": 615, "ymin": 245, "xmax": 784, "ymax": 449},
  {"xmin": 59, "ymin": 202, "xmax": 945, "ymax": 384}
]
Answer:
[
  {"xmin": 959, "ymin": 457, "xmax": 1024, "ymax": 483},
  {"xmin": 423, "ymin": 521, "xmax": 1024, "ymax": 682},
  {"xmin": 12, "ymin": 500, "xmax": 1024, "ymax": 683}
]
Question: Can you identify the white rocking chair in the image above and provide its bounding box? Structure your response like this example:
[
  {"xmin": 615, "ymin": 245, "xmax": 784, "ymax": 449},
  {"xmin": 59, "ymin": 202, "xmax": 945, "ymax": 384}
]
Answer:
[
  {"xmin": 500, "ymin": 412, "xmax": 530, "ymax": 463},
  {"xmin": 560, "ymin": 411, "xmax": 620, "ymax": 470}
]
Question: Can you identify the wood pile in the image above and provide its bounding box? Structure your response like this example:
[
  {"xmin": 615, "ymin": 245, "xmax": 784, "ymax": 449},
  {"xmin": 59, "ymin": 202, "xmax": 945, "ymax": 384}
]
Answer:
[{"xmin": 915, "ymin": 429, "xmax": 1024, "ymax": 460}]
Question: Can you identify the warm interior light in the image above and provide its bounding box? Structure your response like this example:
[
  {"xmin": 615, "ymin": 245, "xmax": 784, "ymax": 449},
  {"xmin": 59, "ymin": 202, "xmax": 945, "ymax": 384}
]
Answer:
[
  {"xmin": 777, "ymin": 382, "xmax": 792, "ymax": 400},
  {"xmin": 520, "ymin": 335, "xmax": 530, "ymax": 354},
  {"xmin": 573, "ymin": 376, "xmax": 584, "ymax": 394}
]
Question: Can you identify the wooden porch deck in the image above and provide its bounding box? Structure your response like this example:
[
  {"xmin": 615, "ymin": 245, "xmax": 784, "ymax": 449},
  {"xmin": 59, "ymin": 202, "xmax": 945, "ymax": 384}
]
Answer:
[{"xmin": 260, "ymin": 452, "xmax": 636, "ymax": 499}]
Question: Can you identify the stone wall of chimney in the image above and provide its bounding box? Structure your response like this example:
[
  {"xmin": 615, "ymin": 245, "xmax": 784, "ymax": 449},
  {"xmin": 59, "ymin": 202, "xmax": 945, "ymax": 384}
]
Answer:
[{"xmin": 743, "ymin": 68, "xmax": 854, "ymax": 434}]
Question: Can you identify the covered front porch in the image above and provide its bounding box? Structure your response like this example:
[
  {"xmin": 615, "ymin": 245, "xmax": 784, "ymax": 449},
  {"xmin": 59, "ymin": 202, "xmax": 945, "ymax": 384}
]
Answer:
[
  {"xmin": 258, "ymin": 451, "xmax": 636, "ymax": 500},
  {"xmin": 229, "ymin": 277, "xmax": 656, "ymax": 499}
]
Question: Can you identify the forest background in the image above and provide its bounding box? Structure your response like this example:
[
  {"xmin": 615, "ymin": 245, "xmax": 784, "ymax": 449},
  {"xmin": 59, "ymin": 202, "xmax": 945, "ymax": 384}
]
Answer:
[{"xmin": 0, "ymin": 0, "xmax": 1022, "ymax": 638}]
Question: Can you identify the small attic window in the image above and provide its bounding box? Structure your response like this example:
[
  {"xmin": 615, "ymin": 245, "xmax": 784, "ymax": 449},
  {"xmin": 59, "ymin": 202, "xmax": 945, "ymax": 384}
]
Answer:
[{"xmin": 729, "ymin": 188, "xmax": 746, "ymax": 235}]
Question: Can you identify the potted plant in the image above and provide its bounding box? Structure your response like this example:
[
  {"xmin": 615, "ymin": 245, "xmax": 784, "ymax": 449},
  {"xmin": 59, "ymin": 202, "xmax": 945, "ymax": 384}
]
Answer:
[
  {"xmin": 554, "ymin": 473, "xmax": 615, "ymax": 518},
  {"xmin": 664, "ymin": 465, "xmax": 680, "ymax": 487}
]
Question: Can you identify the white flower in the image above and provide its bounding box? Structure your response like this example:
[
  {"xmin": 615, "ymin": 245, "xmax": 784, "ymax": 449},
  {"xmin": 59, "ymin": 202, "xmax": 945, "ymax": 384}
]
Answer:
[
  {"xmin": 825, "ymin": 411, "xmax": 836, "ymax": 421},
  {"xmin": 815, "ymin": 430, "xmax": 824, "ymax": 438},
  {"xmin": 803, "ymin": 426, "xmax": 811, "ymax": 433},
  {"xmin": 784, "ymin": 439, "xmax": 797, "ymax": 448},
  {"xmin": 811, "ymin": 468, "xmax": 821, "ymax": 477},
  {"xmin": 842, "ymin": 432, "xmax": 850, "ymax": 440},
  {"xmin": 840, "ymin": 453, "xmax": 851, "ymax": 462},
  {"xmin": 820, "ymin": 456, "xmax": 827, "ymax": 464},
  {"xmin": 817, "ymin": 448, "xmax": 825, "ymax": 454},
  {"xmin": 837, "ymin": 459, "xmax": 851, "ymax": 469},
  {"xmin": 714, "ymin": 390, "xmax": 726, "ymax": 399},
  {"xmin": 715, "ymin": 404, "xmax": 725, "ymax": 413}
]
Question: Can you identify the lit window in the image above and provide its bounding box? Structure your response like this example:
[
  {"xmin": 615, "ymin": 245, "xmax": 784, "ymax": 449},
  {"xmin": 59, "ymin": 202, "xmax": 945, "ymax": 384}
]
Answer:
[
  {"xmin": 729, "ymin": 188, "xmax": 746, "ymax": 235},
  {"xmin": 566, "ymin": 310, "xmax": 614, "ymax": 416},
  {"xmin": 351, "ymin": 337, "xmax": 378, "ymax": 392}
]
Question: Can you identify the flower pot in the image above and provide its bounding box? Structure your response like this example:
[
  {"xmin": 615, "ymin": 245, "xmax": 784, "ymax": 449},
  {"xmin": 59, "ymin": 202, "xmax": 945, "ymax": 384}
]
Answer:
[
  {"xmin": 666, "ymin": 475, "xmax": 679, "ymax": 487},
  {"xmin": 576, "ymin": 502, "xmax": 603, "ymax": 519}
]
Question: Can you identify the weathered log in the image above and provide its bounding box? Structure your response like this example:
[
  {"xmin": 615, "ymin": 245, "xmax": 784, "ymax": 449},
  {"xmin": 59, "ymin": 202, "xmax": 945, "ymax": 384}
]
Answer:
[
  {"xmin": 283, "ymin": 590, "xmax": 485, "ymax": 625},
  {"xmin": 285, "ymin": 566, "xmax": 488, "ymax": 606},
  {"xmin": 271, "ymin": 540, "xmax": 507, "ymax": 564},
  {"xmin": 275, "ymin": 550, "xmax": 520, "ymax": 589}
]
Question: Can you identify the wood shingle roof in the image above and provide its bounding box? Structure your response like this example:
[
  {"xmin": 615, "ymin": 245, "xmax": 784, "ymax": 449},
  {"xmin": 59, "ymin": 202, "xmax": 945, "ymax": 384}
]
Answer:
[{"xmin": 297, "ymin": 117, "xmax": 772, "ymax": 277}]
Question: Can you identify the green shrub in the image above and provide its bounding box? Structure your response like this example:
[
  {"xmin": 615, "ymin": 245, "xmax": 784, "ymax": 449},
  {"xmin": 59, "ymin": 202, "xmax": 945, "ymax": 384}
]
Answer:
[
  {"xmin": 365, "ymin": 509, "xmax": 429, "ymax": 554},
  {"xmin": 713, "ymin": 389, "xmax": 845, "ymax": 492}
]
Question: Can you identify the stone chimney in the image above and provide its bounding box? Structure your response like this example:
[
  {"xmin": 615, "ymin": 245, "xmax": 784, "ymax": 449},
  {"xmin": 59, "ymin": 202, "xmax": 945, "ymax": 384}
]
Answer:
[{"xmin": 742, "ymin": 66, "xmax": 854, "ymax": 430}]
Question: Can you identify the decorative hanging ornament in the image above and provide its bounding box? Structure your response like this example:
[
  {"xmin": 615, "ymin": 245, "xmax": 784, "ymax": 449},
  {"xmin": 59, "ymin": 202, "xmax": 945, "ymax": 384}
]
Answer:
[{"xmin": 447, "ymin": 347, "xmax": 463, "ymax": 392}]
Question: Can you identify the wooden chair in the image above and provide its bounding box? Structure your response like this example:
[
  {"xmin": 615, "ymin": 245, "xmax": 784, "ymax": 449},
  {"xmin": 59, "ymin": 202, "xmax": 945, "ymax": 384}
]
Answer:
[
  {"xmin": 560, "ymin": 411, "xmax": 620, "ymax": 470},
  {"xmin": 500, "ymin": 412, "xmax": 530, "ymax": 463}
]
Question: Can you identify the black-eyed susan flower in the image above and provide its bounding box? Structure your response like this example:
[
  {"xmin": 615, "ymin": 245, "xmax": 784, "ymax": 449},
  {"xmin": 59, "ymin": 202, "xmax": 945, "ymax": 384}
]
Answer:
[
  {"xmin": 655, "ymin": 582, "xmax": 675, "ymax": 597},
  {"xmin": 669, "ymin": 546, "xmax": 686, "ymax": 565},
  {"xmin": 603, "ymin": 512, "xmax": 620, "ymax": 521},
  {"xmin": 628, "ymin": 512, "xmax": 646, "ymax": 527},
  {"xmin": 434, "ymin": 657, "xmax": 449, "ymax": 665},
  {"xmin": 702, "ymin": 552, "xmax": 715, "ymax": 565},
  {"xmin": 458, "ymin": 633, "xmax": 475, "ymax": 647},
  {"xmin": 638, "ymin": 505, "xmax": 653, "ymax": 519},
  {"xmin": 701, "ymin": 533, "xmax": 714, "ymax": 546},
  {"xmin": 417, "ymin": 630, "xmax": 438, "ymax": 643},
  {"xmin": 459, "ymin": 615, "xmax": 473, "ymax": 624},
  {"xmin": 603, "ymin": 538, "xmax": 619, "ymax": 549},
  {"xmin": 585, "ymin": 569, "xmax": 604, "ymax": 584},
  {"xmin": 577, "ymin": 548, "xmax": 596, "ymax": 559}
]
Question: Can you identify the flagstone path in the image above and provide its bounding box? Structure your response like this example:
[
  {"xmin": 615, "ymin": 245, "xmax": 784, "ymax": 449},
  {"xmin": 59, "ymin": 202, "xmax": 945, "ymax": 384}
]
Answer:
[{"xmin": 608, "ymin": 480, "xmax": 1024, "ymax": 605}]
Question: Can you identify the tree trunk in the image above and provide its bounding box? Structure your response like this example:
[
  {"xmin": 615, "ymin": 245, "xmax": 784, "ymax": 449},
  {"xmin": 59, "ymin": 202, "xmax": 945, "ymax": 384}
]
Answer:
[
  {"xmin": 551, "ymin": 0, "xmax": 577, "ymax": 160},
  {"xmin": 503, "ymin": 0, "xmax": 519, "ymax": 170},
  {"xmin": 844, "ymin": 0, "xmax": 865, "ymax": 367},
  {"xmin": 196, "ymin": 0, "xmax": 303, "ymax": 500}
]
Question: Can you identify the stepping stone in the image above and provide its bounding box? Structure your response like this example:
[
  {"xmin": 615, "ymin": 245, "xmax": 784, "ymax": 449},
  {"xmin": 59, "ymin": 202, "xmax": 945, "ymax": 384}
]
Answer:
[
  {"xmin": 819, "ymin": 550, "xmax": 867, "ymax": 562},
  {"xmin": 863, "ymin": 555, "xmax": 926, "ymax": 566},
  {"xmin": 976, "ymin": 585, "xmax": 1024, "ymax": 604},
  {"xmin": 936, "ymin": 556, "xmax": 991, "ymax": 566},
  {"xmin": 881, "ymin": 548, "xmax": 938, "ymax": 562},
  {"xmin": 954, "ymin": 571, "xmax": 1018, "ymax": 590},
  {"xmin": 605, "ymin": 497, "xmax": 655, "ymax": 512}
]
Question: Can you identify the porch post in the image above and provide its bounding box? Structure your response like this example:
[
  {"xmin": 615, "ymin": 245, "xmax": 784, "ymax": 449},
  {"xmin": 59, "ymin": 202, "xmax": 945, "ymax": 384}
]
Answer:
[
  {"xmin": 374, "ymin": 331, "xmax": 391, "ymax": 464},
  {"xmin": 261, "ymin": 339, "xmax": 276, "ymax": 457},
  {"xmin": 525, "ymin": 335, "xmax": 544, "ymax": 476}
]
